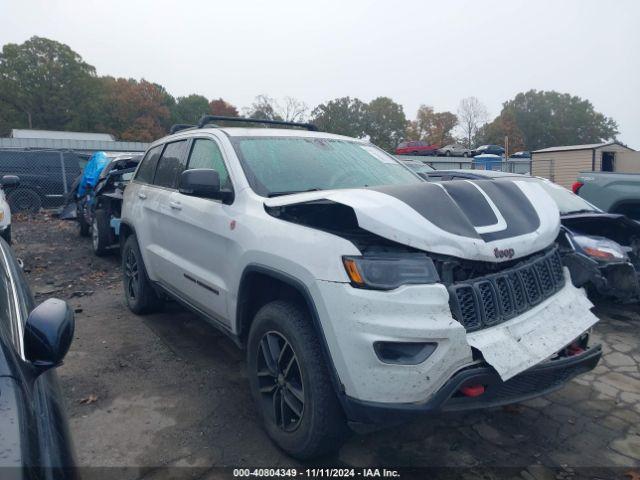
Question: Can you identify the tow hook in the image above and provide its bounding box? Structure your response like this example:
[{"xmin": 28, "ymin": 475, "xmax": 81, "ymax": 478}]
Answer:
[
  {"xmin": 567, "ymin": 343, "xmax": 585, "ymax": 356},
  {"xmin": 459, "ymin": 384, "xmax": 485, "ymax": 397}
]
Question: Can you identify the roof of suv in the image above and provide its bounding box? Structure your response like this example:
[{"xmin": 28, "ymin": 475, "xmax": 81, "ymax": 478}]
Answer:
[{"xmin": 186, "ymin": 126, "xmax": 366, "ymax": 142}]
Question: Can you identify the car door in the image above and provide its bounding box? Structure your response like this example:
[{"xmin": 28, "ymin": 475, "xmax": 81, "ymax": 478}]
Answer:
[
  {"xmin": 142, "ymin": 140, "xmax": 190, "ymax": 285},
  {"xmin": 162, "ymin": 136, "xmax": 236, "ymax": 326},
  {"xmin": 126, "ymin": 144, "xmax": 165, "ymax": 280}
]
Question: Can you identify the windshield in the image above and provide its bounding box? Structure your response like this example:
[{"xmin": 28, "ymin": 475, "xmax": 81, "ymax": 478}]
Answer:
[
  {"xmin": 507, "ymin": 177, "xmax": 599, "ymax": 214},
  {"xmin": 232, "ymin": 137, "xmax": 422, "ymax": 197}
]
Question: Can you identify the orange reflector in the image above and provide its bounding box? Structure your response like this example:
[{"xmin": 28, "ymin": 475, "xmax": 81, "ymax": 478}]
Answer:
[
  {"xmin": 460, "ymin": 384, "xmax": 485, "ymax": 397},
  {"xmin": 583, "ymin": 247, "xmax": 614, "ymax": 261},
  {"xmin": 343, "ymin": 258, "xmax": 364, "ymax": 286}
]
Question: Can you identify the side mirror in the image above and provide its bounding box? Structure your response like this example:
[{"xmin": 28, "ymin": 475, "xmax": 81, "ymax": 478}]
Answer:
[
  {"xmin": 24, "ymin": 298, "xmax": 74, "ymax": 372},
  {"xmin": 1, "ymin": 175, "xmax": 19, "ymax": 187},
  {"xmin": 179, "ymin": 169, "xmax": 226, "ymax": 200}
]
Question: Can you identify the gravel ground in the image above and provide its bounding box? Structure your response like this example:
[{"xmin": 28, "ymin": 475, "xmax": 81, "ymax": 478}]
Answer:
[{"xmin": 11, "ymin": 214, "xmax": 640, "ymax": 479}]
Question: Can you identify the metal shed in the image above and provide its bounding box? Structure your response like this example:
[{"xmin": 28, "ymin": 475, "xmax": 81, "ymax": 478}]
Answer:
[
  {"xmin": 531, "ymin": 142, "xmax": 638, "ymax": 188},
  {"xmin": 0, "ymin": 129, "xmax": 148, "ymax": 154}
]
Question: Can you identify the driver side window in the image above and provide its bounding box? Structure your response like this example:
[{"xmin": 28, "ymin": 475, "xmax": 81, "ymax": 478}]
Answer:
[{"xmin": 187, "ymin": 139, "xmax": 231, "ymax": 189}]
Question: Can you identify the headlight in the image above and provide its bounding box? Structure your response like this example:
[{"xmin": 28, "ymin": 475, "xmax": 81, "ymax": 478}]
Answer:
[
  {"xmin": 342, "ymin": 254, "xmax": 440, "ymax": 290},
  {"xmin": 572, "ymin": 235, "xmax": 627, "ymax": 261}
]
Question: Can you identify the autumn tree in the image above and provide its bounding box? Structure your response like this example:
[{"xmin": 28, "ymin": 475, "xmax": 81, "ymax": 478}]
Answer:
[
  {"xmin": 457, "ymin": 97, "xmax": 488, "ymax": 148},
  {"xmin": 209, "ymin": 98, "xmax": 239, "ymax": 117},
  {"xmin": 0, "ymin": 36, "xmax": 97, "ymax": 133},
  {"xmin": 96, "ymin": 77, "xmax": 171, "ymax": 142},
  {"xmin": 310, "ymin": 97, "xmax": 369, "ymax": 138},
  {"xmin": 405, "ymin": 105, "xmax": 458, "ymax": 146},
  {"xmin": 170, "ymin": 94, "xmax": 209, "ymax": 125}
]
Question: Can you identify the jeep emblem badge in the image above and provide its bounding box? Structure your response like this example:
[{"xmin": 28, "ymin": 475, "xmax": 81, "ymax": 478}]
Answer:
[{"xmin": 494, "ymin": 247, "xmax": 515, "ymax": 259}]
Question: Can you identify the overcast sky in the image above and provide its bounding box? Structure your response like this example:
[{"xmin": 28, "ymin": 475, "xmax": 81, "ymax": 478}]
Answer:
[{"xmin": 1, "ymin": 0, "xmax": 639, "ymax": 148}]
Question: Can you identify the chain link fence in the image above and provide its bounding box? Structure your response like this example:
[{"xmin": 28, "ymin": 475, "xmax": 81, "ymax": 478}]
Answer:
[{"xmin": 0, "ymin": 148, "xmax": 89, "ymax": 213}]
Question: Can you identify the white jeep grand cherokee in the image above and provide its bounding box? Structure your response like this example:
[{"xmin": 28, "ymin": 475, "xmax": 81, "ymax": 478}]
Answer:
[{"xmin": 120, "ymin": 116, "xmax": 601, "ymax": 458}]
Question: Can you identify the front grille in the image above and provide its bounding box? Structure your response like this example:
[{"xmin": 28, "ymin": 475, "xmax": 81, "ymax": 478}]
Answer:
[{"xmin": 448, "ymin": 247, "xmax": 565, "ymax": 332}]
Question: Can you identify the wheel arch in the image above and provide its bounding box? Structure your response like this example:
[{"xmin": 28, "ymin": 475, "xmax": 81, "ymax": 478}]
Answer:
[
  {"xmin": 118, "ymin": 221, "xmax": 136, "ymax": 252},
  {"xmin": 236, "ymin": 264, "xmax": 346, "ymax": 397}
]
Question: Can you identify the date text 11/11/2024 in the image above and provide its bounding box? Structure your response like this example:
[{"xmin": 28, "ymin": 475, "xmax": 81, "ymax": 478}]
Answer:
[{"xmin": 233, "ymin": 468, "xmax": 401, "ymax": 478}]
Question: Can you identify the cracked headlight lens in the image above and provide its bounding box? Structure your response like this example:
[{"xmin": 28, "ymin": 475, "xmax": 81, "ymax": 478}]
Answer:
[
  {"xmin": 573, "ymin": 235, "xmax": 627, "ymax": 261},
  {"xmin": 342, "ymin": 254, "xmax": 440, "ymax": 290}
]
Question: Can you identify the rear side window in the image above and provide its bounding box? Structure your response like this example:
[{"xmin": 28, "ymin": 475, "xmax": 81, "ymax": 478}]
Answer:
[
  {"xmin": 154, "ymin": 141, "xmax": 188, "ymax": 189},
  {"xmin": 187, "ymin": 139, "xmax": 232, "ymax": 189},
  {"xmin": 136, "ymin": 145, "xmax": 162, "ymax": 184}
]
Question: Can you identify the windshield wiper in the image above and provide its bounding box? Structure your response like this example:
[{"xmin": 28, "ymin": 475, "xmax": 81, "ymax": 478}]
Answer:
[{"xmin": 267, "ymin": 188, "xmax": 322, "ymax": 198}]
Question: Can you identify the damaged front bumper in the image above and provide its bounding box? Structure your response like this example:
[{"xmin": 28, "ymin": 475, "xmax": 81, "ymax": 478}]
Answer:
[
  {"xmin": 343, "ymin": 343, "xmax": 601, "ymax": 424},
  {"xmin": 315, "ymin": 269, "xmax": 599, "ymax": 409}
]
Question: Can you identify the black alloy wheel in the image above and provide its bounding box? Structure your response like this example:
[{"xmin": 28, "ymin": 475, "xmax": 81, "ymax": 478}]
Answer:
[{"xmin": 256, "ymin": 331, "xmax": 305, "ymax": 432}]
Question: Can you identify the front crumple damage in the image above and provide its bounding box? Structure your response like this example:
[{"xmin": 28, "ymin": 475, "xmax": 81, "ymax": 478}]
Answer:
[
  {"xmin": 264, "ymin": 180, "xmax": 560, "ymax": 263},
  {"xmin": 560, "ymin": 213, "xmax": 640, "ymax": 302},
  {"xmin": 466, "ymin": 271, "xmax": 598, "ymax": 381}
]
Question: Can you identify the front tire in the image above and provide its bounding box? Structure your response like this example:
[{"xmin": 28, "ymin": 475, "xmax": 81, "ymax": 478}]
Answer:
[
  {"xmin": 247, "ymin": 301, "xmax": 348, "ymax": 459},
  {"xmin": 122, "ymin": 235, "xmax": 163, "ymax": 314}
]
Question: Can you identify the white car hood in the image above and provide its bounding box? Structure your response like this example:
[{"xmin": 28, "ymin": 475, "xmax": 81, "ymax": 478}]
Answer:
[{"xmin": 265, "ymin": 180, "xmax": 560, "ymax": 262}]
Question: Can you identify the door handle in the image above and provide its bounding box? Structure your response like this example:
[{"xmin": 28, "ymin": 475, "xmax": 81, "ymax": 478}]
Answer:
[
  {"xmin": 169, "ymin": 201, "xmax": 182, "ymax": 211},
  {"xmin": 137, "ymin": 192, "xmax": 147, "ymax": 199}
]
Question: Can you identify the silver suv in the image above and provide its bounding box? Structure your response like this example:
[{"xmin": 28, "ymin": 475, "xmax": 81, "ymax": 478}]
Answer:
[{"xmin": 120, "ymin": 116, "xmax": 601, "ymax": 458}]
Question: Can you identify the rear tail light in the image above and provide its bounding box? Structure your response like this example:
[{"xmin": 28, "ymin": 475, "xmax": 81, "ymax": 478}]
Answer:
[{"xmin": 571, "ymin": 181, "xmax": 584, "ymax": 194}]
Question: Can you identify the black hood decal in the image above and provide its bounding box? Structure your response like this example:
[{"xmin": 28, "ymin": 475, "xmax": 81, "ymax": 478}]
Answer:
[{"xmin": 370, "ymin": 180, "xmax": 540, "ymax": 241}]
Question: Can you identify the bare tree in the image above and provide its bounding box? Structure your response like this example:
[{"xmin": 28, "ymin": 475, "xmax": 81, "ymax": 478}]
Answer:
[
  {"xmin": 281, "ymin": 96, "xmax": 308, "ymax": 123},
  {"xmin": 457, "ymin": 97, "xmax": 489, "ymax": 148},
  {"xmin": 243, "ymin": 95, "xmax": 308, "ymax": 123}
]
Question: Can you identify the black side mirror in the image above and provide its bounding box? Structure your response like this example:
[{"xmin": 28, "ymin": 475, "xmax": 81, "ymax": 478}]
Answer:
[
  {"xmin": 1, "ymin": 175, "xmax": 19, "ymax": 187},
  {"xmin": 24, "ymin": 298, "xmax": 74, "ymax": 372},
  {"xmin": 179, "ymin": 169, "xmax": 231, "ymax": 201}
]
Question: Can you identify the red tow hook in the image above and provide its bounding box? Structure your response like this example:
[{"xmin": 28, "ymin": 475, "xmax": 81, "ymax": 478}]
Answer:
[
  {"xmin": 460, "ymin": 384, "xmax": 485, "ymax": 397},
  {"xmin": 567, "ymin": 343, "xmax": 585, "ymax": 356}
]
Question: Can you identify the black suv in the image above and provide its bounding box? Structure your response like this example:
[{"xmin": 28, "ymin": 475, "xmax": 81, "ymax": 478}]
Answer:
[{"xmin": 0, "ymin": 149, "xmax": 85, "ymax": 212}]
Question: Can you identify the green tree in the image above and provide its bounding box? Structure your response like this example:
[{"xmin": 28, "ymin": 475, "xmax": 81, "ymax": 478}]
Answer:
[
  {"xmin": 0, "ymin": 36, "xmax": 96, "ymax": 132},
  {"xmin": 310, "ymin": 96, "xmax": 369, "ymax": 138},
  {"xmin": 493, "ymin": 90, "xmax": 618, "ymax": 150},
  {"xmin": 170, "ymin": 94, "xmax": 209, "ymax": 125},
  {"xmin": 366, "ymin": 96, "xmax": 406, "ymax": 152}
]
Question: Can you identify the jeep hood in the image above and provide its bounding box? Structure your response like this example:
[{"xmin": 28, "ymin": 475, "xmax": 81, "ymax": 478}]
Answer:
[{"xmin": 264, "ymin": 180, "xmax": 560, "ymax": 262}]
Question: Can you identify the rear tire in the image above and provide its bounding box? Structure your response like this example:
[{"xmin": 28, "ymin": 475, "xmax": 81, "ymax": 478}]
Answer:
[
  {"xmin": 92, "ymin": 209, "xmax": 112, "ymax": 256},
  {"xmin": 7, "ymin": 188, "xmax": 41, "ymax": 214},
  {"xmin": 247, "ymin": 300, "xmax": 348, "ymax": 459},
  {"xmin": 122, "ymin": 235, "xmax": 163, "ymax": 314}
]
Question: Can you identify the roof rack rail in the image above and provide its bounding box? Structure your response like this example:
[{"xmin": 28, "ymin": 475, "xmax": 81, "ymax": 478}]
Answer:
[
  {"xmin": 197, "ymin": 115, "xmax": 318, "ymax": 131},
  {"xmin": 169, "ymin": 124, "xmax": 196, "ymax": 134}
]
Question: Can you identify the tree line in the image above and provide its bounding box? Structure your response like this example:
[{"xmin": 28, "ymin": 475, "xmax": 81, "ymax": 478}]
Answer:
[{"xmin": 0, "ymin": 36, "xmax": 619, "ymax": 152}]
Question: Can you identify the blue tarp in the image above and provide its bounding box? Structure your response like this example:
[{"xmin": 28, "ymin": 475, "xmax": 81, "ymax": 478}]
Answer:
[{"xmin": 77, "ymin": 151, "xmax": 109, "ymax": 197}]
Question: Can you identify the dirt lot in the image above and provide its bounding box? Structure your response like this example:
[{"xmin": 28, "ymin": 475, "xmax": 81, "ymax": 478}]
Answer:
[{"xmin": 11, "ymin": 214, "xmax": 640, "ymax": 478}]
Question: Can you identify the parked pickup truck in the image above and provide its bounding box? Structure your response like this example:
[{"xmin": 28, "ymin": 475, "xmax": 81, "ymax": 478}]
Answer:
[{"xmin": 574, "ymin": 172, "xmax": 640, "ymax": 221}]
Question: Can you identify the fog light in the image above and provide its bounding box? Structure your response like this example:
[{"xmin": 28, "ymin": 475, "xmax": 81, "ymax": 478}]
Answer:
[{"xmin": 373, "ymin": 341, "xmax": 437, "ymax": 365}]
